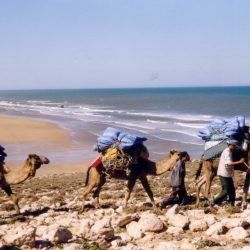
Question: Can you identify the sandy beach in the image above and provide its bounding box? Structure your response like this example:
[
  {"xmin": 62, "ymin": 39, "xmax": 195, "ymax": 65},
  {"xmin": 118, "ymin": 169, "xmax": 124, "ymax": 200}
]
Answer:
[{"xmin": 0, "ymin": 115, "xmax": 89, "ymax": 176}]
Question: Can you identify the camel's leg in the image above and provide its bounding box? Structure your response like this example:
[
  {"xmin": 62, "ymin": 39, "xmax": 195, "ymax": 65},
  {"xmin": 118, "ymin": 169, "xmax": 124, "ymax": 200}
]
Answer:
[
  {"xmin": 204, "ymin": 161, "xmax": 215, "ymax": 201},
  {"xmin": 1, "ymin": 185, "xmax": 20, "ymax": 214},
  {"xmin": 242, "ymin": 171, "xmax": 250, "ymax": 209},
  {"xmin": 80, "ymin": 182, "xmax": 97, "ymax": 213},
  {"xmin": 124, "ymin": 175, "xmax": 137, "ymax": 208},
  {"xmin": 92, "ymin": 175, "xmax": 106, "ymax": 209},
  {"xmin": 195, "ymin": 175, "xmax": 206, "ymax": 208},
  {"xmin": 139, "ymin": 175, "xmax": 156, "ymax": 208}
]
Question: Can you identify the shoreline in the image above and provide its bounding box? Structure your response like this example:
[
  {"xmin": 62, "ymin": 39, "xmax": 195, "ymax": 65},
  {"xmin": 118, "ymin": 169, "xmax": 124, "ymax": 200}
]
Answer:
[{"xmin": 0, "ymin": 115, "xmax": 91, "ymax": 175}]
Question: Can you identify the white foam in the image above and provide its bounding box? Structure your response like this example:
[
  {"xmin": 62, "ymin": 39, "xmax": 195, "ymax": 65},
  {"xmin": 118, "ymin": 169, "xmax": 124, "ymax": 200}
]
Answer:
[{"xmin": 175, "ymin": 122, "xmax": 205, "ymax": 129}]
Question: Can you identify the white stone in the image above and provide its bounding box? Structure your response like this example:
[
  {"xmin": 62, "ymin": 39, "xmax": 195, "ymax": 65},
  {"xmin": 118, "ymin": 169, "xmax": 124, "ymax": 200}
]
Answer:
[
  {"xmin": 189, "ymin": 219, "xmax": 208, "ymax": 232},
  {"xmin": 72, "ymin": 218, "xmax": 93, "ymax": 238},
  {"xmin": 138, "ymin": 212, "xmax": 164, "ymax": 232},
  {"xmin": 90, "ymin": 217, "xmax": 114, "ymax": 240},
  {"xmin": 165, "ymin": 205, "xmax": 180, "ymax": 219},
  {"xmin": 155, "ymin": 241, "xmax": 180, "ymax": 250},
  {"xmin": 166, "ymin": 226, "xmax": 183, "ymax": 235},
  {"xmin": 126, "ymin": 221, "xmax": 144, "ymax": 239},
  {"xmin": 241, "ymin": 247, "xmax": 250, "ymax": 250},
  {"xmin": 206, "ymin": 222, "xmax": 227, "ymax": 236},
  {"xmin": 187, "ymin": 209, "xmax": 205, "ymax": 219},
  {"xmin": 117, "ymin": 214, "xmax": 139, "ymax": 227},
  {"xmin": 221, "ymin": 218, "xmax": 248, "ymax": 229},
  {"xmin": 3, "ymin": 226, "xmax": 36, "ymax": 248},
  {"xmin": 63, "ymin": 243, "xmax": 84, "ymax": 250},
  {"xmin": 203, "ymin": 214, "xmax": 217, "ymax": 226},
  {"xmin": 226, "ymin": 227, "xmax": 249, "ymax": 240},
  {"xmin": 42, "ymin": 225, "xmax": 72, "ymax": 244},
  {"xmin": 167, "ymin": 214, "xmax": 189, "ymax": 229}
]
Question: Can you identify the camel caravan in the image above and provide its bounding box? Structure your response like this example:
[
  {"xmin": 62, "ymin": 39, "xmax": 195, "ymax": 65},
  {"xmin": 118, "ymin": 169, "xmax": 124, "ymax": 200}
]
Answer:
[{"xmin": 1, "ymin": 115, "xmax": 250, "ymax": 215}]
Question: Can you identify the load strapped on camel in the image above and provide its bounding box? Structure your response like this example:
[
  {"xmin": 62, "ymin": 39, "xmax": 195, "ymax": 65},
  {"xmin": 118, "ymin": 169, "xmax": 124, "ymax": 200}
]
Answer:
[
  {"xmin": 93, "ymin": 127, "xmax": 148, "ymax": 174},
  {"xmin": 198, "ymin": 115, "xmax": 250, "ymax": 160}
]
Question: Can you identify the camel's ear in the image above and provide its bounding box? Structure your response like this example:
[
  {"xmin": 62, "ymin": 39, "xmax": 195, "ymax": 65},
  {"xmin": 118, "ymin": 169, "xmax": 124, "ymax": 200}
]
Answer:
[{"xmin": 170, "ymin": 149, "xmax": 179, "ymax": 155}]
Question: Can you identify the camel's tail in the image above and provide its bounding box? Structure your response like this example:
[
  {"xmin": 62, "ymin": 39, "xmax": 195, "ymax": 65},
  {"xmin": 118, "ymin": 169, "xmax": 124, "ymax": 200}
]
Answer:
[
  {"xmin": 84, "ymin": 167, "xmax": 91, "ymax": 187},
  {"xmin": 195, "ymin": 156, "xmax": 204, "ymax": 180}
]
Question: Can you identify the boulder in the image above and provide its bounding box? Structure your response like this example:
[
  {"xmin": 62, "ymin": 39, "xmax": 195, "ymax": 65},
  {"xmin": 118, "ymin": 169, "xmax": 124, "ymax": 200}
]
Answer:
[
  {"xmin": 155, "ymin": 241, "xmax": 180, "ymax": 250},
  {"xmin": 3, "ymin": 226, "xmax": 36, "ymax": 248},
  {"xmin": 226, "ymin": 227, "xmax": 249, "ymax": 240},
  {"xmin": 42, "ymin": 225, "xmax": 72, "ymax": 244},
  {"xmin": 90, "ymin": 217, "xmax": 114, "ymax": 240},
  {"xmin": 203, "ymin": 214, "xmax": 217, "ymax": 226},
  {"xmin": 165, "ymin": 205, "xmax": 180, "ymax": 219},
  {"xmin": 189, "ymin": 219, "xmax": 208, "ymax": 232},
  {"xmin": 126, "ymin": 221, "xmax": 144, "ymax": 239},
  {"xmin": 63, "ymin": 243, "xmax": 84, "ymax": 250},
  {"xmin": 221, "ymin": 218, "xmax": 249, "ymax": 229},
  {"xmin": 138, "ymin": 212, "xmax": 164, "ymax": 232},
  {"xmin": 167, "ymin": 214, "xmax": 189, "ymax": 229},
  {"xmin": 206, "ymin": 222, "xmax": 227, "ymax": 236},
  {"xmin": 166, "ymin": 226, "xmax": 183, "ymax": 235},
  {"xmin": 117, "ymin": 214, "xmax": 139, "ymax": 227}
]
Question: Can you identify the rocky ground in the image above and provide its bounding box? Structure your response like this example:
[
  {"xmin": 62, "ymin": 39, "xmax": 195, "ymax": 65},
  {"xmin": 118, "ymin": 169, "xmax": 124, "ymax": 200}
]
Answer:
[{"xmin": 1, "ymin": 161, "xmax": 250, "ymax": 250}]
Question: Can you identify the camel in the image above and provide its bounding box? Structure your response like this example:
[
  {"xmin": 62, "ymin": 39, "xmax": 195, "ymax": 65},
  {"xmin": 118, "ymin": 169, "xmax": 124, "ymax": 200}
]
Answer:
[
  {"xmin": 81, "ymin": 149, "xmax": 185, "ymax": 212},
  {"xmin": 195, "ymin": 148, "xmax": 250, "ymax": 208},
  {"xmin": 0, "ymin": 154, "xmax": 50, "ymax": 214}
]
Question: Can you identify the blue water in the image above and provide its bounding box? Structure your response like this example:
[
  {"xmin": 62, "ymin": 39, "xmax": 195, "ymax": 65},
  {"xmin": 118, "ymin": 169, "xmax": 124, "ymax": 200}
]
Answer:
[{"xmin": 0, "ymin": 86, "xmax": 250, "ymax": 160}]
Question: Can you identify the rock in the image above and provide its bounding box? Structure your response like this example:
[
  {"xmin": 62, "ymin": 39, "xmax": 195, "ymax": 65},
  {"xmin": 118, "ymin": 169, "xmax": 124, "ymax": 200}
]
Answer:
[
  {"xmin": 189, "ymin": 219, "xmax": 208, "ymax": 232},
  {"xmin": 3, "ymin": 226, "xmax": 36, "ymax": 248},
  {"xmin": 155, "ymin": 241, "xmax": 180, "ymax": 250},
  {"xmin": 241, "ymin": 247, "xmax": 250, "ymax": 250},
  {"xmin": 226, "ymin": 227, "xmax": 249, "ymax": 240},
  {"xmin": 63, "ymin": 243, "xmax": 84, "ymax": 250},
  {"xmin": 221, "ymin": 218, "xmax": 249, "ymax": 229},
  {"xmin": 117, "ymin": 214, "xmax": 139, "ymax": 227},
  {"xmin": 165, "ymin": 205, "xmax": 180, "ymax": 219},
  {"xmin": 180, "ymin": 240, "xmax": 196, "ymax": 250},
  {"xmin": 166, "ymin": 226, "xmax": 184, "ymax": 235},
  {"xmin": 187, "ymin": 209, "xmax": 205, "ymax": 219},
  {"xmin": 116, "ymin": 232, "xmax": 132, "ymax": 245},
  {"xmin": 167, "ymin": 214, "xmax": 189, "ymax": 229},
  {"xmin": 206, "ymin": 222, "xmax": 227, "ymax": 236},
  {"xmin": 90, "ymin": 217, "xmax": 114, "ymax": 241},
  {"xmin": 42, "ymin": 225, "xmax": 72, "ymax": 244},
  {"xmin": 73, "ymin": 218, "xmax": 93, "ymax": 238},
  {"xmin": 138, "ymin": 212, "xmax": 164, "ymax": 232},
  {"xmin": 116, "ymin": 205, "xmax": 124, "ymax": 214},
  {"xmin": 203, "ymin": 214, "xmax": 217, "ymax": 226},
  {"xmin": 126, "ymin": 221, "xmax": 144, "ymax": 239}
]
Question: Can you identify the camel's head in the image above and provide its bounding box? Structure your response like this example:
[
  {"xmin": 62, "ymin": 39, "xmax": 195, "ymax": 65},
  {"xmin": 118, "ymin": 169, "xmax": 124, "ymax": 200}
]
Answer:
[
  {"xmin": 26, "ymin": 154, "xmax": 50, "ymax": 177},
  {"xmin": 168, "ymin": 149, "xmax": 190, "ymax": 170}
]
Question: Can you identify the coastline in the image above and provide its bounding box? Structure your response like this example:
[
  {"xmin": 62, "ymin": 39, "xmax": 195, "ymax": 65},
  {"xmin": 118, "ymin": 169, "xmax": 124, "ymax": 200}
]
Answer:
[{"xmin": 0, "ymin": 115, "xmax": 90, "ymax": 175}]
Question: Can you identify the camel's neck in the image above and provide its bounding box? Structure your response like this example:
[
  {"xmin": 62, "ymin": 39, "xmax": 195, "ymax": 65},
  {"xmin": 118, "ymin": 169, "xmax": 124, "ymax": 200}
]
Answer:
[
  {"xmin": 4, "ymin": 162, "xmax": 32, "ymax": 185},
  {"xmin": 145, "ymin": 156, "xmax": 178, "ymax": 175}
]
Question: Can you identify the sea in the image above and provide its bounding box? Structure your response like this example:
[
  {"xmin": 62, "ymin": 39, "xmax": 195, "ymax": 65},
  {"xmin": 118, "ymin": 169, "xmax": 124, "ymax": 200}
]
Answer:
[{"xmin": 1, "ymin": 86, "xmax": 250, "ymax": 162}]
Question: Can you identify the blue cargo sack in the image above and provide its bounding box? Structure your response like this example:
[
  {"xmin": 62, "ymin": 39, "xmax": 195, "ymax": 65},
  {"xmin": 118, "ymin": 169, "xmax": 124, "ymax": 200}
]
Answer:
[{"xmin": 95, "ymin": 127, "xmax": 147, "ymax": 152}]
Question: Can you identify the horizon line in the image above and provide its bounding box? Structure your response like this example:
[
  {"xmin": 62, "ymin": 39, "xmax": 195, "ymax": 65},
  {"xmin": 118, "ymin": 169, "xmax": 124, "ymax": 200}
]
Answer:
[{"xmin": 0, "ymin": 85, "xmax": 250, "ymax": 91}]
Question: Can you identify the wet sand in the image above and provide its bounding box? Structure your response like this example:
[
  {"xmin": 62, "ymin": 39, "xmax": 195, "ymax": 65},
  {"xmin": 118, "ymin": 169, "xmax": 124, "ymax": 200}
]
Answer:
[{"xmin": 0, "ymin": 115, "xmax": 90, "ymax": 175}]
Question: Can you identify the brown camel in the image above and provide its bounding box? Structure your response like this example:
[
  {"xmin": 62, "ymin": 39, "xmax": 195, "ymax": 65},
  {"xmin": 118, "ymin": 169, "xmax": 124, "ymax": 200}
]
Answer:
[
  {"xmin": 81, "ymin": 149, "xmax": 183, "ymax": 212},
  {"xmin": 195, "ymin": 149, "xmax": 250, "ymax": 207},
  {"xmin": 0, "ymin": 154, "xmax": 50, "ymax": 214}
]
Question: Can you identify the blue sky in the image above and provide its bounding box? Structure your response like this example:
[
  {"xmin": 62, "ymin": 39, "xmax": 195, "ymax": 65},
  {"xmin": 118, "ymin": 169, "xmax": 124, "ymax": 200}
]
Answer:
[{"xmin": 0, "ymin": 0, "xmax": 250, "ymax": 90}]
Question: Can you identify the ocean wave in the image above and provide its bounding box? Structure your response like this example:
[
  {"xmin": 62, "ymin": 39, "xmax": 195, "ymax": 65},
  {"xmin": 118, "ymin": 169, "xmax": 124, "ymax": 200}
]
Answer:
[
  {"xmin": 175, "ymin": 122, "xmax": 206, "ymax": 129},
  {"xmin": 160, "ymin": 128, "xmax": 199, "ymax": 138},
  {"xmin": 152, "ymin": 134, "xmax": 203, "ymax": 146},
  {"xmin": 147, "ymin": 119, "xmax": 168, "ymax": 124}
]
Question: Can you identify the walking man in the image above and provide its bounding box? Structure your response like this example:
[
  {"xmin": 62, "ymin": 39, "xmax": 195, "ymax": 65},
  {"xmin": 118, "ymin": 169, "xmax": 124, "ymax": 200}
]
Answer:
[
  {"xmin": 160, "ymin": 151, "xmax": 190, "ymax": 208},
  {"xmin": 212, "ymin": 140, "xmax": 244, "ymax": 207}
]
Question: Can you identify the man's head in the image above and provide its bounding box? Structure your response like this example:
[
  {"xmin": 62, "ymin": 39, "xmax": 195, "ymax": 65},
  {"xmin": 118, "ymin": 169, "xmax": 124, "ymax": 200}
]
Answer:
[
  {"xmin": 179, "ymin": 151, "xmax": 190, "ymax": 161},
  {"xmin": 227, "ymin": 139, "xmax": 238, "ymax": 151}
]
